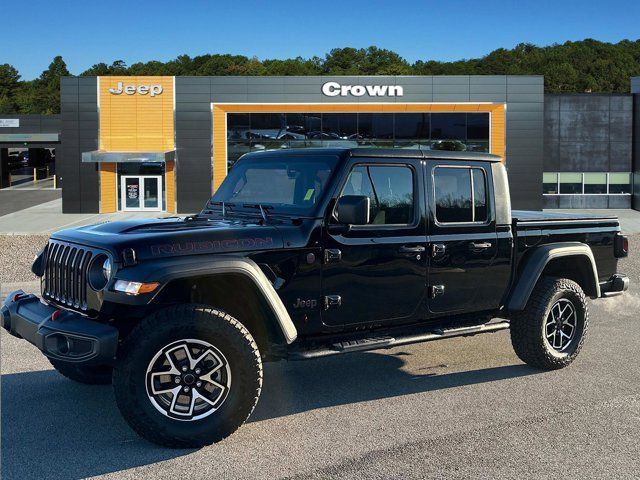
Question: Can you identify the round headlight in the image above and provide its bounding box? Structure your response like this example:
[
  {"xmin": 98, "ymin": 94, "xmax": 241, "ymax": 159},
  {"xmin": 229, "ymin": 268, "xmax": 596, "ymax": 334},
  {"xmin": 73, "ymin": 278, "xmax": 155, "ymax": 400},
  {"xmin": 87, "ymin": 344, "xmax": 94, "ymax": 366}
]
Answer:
[
  {"xmin": 103, "ymin": 257, "xmax": 112, "ymax": 280},
  {"xmin": 88, "ymin": 254, "xmax": 111, "ymax": 291}
]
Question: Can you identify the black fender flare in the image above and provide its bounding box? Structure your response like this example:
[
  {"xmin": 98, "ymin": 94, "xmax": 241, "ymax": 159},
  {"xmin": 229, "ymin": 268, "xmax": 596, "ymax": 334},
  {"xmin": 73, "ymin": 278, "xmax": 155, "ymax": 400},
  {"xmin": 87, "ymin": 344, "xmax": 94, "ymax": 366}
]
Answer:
[
  {"xmin": 106, "ymin": 255, "xmax": 297, "ymax": 344},
  {"xmin": 506, "ymin": 242, "xmax": 600, "ymax": 311}
]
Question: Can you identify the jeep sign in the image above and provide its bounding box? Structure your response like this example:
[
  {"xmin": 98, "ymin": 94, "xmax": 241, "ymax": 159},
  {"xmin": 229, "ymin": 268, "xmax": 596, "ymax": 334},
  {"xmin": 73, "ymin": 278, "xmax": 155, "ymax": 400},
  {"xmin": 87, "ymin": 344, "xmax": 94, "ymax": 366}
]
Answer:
[
  {"xmin": 109, "ymin": 81, "xmax": 163, "ymax": 97},
  {"xmin": 321, "ymin": 81, "xmax": 403, "ymax": 97}
]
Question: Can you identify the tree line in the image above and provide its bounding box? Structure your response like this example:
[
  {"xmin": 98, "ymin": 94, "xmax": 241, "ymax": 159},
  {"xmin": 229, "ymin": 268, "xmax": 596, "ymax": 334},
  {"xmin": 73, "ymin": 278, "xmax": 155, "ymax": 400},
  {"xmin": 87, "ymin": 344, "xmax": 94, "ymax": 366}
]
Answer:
[{"xmin": 1, "ymin": 39, "xmax": 640, "ymax": 115}]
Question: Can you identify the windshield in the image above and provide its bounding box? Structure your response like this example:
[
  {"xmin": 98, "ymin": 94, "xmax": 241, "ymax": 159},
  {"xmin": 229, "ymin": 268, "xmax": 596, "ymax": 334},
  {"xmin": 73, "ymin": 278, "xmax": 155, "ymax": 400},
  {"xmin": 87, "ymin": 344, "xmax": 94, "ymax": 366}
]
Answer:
[{"xmin": 209, "ymin": 154, "xmax": 339, "ymax": 216}]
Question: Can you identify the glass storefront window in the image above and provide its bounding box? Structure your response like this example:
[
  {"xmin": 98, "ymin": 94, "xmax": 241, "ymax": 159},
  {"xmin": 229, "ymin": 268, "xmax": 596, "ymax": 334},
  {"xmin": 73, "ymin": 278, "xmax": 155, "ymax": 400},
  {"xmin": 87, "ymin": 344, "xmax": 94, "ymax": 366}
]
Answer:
[
  {"xmin": 543, "ymin": 172, "xmax": 558, "ymax": 194},
  {"xmin": 559, "ymin": 173, "xmax": 583, "ymax": 194},
  {"xmin": 431, "ymin": 113, "xmax": 466, "ymax": 140},
  {"xmin": 249, "ymin": 113, "xmax": 285, "ymax": 139},
  {"xmin": 467, "ymin": 113, "xmax": 490, "ymax": 140},
  {"xmin": 394, "ymin": 113, "xmax": 430, "ymax": 140},
  {"xmin": 322, "ymin": 113, "xmax": 357, "ymax": 140},
  {"xmin": 583, "ymin": 173, "xmax": 607, "ymax": 194},
  {"xmin": 358, "ymin": 113, "xmax": 394, "ymax": 140},
  {"xmin": 609, "ymin": 173, "xmax": 631, "ymax": 194},
  {"xmin": 226, "ymin": 112, "xmax": 492, "ymax": 167}
]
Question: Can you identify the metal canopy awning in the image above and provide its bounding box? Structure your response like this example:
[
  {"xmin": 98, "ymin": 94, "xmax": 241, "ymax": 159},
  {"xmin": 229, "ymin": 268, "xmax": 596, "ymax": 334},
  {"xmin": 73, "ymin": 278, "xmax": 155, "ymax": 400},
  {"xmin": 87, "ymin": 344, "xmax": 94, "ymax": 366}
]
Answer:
[
  {"xmin": 81, "ymin": 150, "xmax": 175, "ymax": 163},
  {"xmin": 0, "ymin": 133, "xmax": 60, "ymax": 143}
]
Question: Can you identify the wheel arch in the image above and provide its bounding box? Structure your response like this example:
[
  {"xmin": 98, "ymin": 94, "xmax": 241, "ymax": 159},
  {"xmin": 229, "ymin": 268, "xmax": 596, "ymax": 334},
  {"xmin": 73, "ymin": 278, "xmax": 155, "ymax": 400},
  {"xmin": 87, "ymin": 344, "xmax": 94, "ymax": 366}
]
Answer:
[
  {"xmin": 507, "ymin": 242, "xmax": 600, "ymax": 311},
  {"xmin": 148, "ymin": 256, "xmax": 297, "ymax": 352}
]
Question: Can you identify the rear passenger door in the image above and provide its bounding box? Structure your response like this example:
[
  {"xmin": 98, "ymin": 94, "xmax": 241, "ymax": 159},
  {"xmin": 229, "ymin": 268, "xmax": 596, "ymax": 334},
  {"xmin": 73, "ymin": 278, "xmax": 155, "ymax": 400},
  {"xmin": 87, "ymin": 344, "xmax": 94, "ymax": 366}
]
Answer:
[{"xmin": 426, "ymin": 160, "xmax": 502, "ymax": 315}]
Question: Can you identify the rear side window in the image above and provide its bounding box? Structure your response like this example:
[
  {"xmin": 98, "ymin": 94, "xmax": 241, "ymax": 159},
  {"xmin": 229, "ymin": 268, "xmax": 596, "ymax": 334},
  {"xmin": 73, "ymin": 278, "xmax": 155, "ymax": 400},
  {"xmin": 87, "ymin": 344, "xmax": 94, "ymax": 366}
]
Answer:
[
  {"xmin": 342, "ymin": 165, "xmax": 414, "ymax": 225},
  {"xmin": 434, "ymin": 167, "xmax": 488, "ymax": 223}
]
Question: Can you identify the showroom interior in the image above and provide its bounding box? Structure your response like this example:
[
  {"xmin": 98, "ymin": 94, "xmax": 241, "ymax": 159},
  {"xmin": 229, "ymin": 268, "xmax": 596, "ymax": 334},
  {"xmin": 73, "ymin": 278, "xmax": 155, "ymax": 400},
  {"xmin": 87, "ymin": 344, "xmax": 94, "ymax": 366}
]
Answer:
[{"xmin": 0, "ymin": 74, "xmax": 638, "ymax": 214}]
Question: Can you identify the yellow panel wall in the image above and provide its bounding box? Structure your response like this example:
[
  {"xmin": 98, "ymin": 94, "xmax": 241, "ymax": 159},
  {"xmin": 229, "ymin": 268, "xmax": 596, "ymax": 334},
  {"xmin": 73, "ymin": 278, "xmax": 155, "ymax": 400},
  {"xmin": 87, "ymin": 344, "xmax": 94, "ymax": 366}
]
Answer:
[
  {"xmin": 99, "ymin": 163, "xmax": 117, "ymax": 213},
  {"xmin": 98, "ymin": 76, "xmax": 175, "ymax": 212},
  {"xmin": 212, "ymin": 103, "xmax": 506, "ymax": 191}
]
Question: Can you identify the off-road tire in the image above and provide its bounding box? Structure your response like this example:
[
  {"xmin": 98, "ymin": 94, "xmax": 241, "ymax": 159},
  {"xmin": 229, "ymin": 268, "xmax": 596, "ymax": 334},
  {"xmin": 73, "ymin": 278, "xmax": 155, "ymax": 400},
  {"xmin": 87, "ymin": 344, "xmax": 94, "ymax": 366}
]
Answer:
[
  {"xmin": 510, "ymin": 277, "xmax": 588, "ymax": 370},
  {"xmin": 113, "ymin": 304, "xmax": 262, "ymax": 448},
  {"xmin": 49, "ymin": 359, "xmax": 113, "ymax": 385}
]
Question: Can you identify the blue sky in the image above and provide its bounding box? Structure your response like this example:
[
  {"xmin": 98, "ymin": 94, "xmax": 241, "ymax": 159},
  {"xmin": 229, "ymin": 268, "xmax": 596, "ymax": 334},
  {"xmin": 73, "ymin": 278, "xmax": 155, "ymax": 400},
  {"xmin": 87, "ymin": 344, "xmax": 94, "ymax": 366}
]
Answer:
[{"xmin": 3, "ymin": 0, "xmax": 640, "ymax": 79}]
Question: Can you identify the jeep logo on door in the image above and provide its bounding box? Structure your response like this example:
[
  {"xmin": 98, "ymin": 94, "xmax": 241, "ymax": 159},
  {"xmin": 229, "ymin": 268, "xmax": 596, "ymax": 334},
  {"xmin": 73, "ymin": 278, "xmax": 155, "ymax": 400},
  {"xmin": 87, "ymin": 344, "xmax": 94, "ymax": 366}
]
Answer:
[
  {"xmin": 321, "ymin": 81, "xmax": 403, "ymax": 97},
  {"xmin": 109, "ymin": 81, "xmax": 163, "ymax": 97}
]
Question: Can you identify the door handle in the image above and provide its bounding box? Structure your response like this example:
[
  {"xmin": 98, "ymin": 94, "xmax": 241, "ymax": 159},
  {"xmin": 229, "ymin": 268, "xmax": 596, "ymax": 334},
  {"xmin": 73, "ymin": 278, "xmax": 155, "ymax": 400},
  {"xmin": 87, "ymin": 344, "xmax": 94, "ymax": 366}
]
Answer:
[
  {"xmin": 469, "ymin": 241, "xmax": 492, "ymax": 250},
  {"xmin": 399, "ymin": 245, "xmax": 426, "ymax": 254},
  {"xmin": 431, "ymin": 243, "xmax": 446, "ymax": 258}
]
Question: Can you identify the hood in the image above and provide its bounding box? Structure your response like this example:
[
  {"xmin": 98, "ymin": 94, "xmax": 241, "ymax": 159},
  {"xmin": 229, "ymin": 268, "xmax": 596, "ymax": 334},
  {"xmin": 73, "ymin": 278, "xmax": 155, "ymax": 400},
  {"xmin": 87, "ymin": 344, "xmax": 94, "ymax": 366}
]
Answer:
[{"xmin": 50, "ymin": 216, "xmax": 285, "ymax": 261}]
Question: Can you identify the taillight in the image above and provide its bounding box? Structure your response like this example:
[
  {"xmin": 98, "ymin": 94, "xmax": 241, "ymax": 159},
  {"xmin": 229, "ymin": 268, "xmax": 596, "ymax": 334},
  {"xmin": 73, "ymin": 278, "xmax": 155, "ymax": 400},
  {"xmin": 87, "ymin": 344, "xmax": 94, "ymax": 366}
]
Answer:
[{"xmin": 614, "ymin": 233, "xmax": 629, "ymax": 258}]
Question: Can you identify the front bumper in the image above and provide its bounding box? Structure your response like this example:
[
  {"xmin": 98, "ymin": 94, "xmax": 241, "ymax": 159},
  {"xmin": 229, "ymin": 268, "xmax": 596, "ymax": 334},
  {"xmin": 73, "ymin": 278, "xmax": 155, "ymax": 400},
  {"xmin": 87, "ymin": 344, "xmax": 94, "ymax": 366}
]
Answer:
[
  {"xmin": 600, "ymin": 274, "xmax": 629, "ymax": 297},
  {"xmin": 1, "ymin": 290, "xmax": 118, "ymax": 365}
]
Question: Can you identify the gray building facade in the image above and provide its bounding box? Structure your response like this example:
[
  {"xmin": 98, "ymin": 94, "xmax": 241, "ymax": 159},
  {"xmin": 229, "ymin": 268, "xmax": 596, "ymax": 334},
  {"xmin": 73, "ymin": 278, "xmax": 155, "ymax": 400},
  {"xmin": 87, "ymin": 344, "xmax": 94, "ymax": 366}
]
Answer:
[
  {"xmin": 5, "ymin": 74, "xmax": 640, "ymax": 214},
  {"xmin": 543, "ymin": 93, "xmax": 633, "ymax": 208}
]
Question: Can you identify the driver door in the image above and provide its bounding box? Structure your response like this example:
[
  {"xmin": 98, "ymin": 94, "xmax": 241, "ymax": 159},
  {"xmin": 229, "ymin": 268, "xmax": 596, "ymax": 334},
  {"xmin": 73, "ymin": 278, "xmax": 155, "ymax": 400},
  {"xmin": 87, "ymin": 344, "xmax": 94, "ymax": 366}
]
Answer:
[{"xmin": 321, "ymin": 159, "xmax": 428, "ymax": 327}]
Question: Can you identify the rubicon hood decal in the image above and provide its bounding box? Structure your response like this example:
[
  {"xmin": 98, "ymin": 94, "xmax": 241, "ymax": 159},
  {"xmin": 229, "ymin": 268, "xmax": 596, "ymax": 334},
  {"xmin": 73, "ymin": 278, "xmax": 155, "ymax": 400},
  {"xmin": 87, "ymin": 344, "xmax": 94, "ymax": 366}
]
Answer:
[{"xmin": 150, "ymin": 237, "xmax": 275, "ymax": 256}]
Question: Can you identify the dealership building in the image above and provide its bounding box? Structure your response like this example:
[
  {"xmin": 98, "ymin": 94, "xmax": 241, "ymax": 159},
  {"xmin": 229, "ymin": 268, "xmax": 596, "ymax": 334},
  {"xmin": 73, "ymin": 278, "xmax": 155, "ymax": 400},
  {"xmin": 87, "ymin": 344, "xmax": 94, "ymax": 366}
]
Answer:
[{"xmin": 1, "ymin": 74, "xmax": 639, "ymax": 213}]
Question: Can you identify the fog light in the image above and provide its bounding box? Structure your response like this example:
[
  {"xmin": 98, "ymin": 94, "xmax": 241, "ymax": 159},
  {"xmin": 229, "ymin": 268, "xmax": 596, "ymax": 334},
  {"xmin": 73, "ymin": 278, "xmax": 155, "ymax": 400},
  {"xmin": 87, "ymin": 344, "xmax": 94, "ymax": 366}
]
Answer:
[{"xmin": 113, "ymin": 280, "xmax": 160, "ymax": 295}]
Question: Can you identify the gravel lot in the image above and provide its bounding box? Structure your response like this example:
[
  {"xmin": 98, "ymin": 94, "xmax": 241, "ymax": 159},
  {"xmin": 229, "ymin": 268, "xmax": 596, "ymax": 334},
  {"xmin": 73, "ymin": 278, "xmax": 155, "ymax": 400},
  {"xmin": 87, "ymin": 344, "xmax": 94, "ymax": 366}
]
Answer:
[
  {"xmin": 0, "ymin": 235, "xmax": 48, "ymax": 284},
  {"xmin": 1, "ymin": 235, "xmax": 639, "ymax": 479}
]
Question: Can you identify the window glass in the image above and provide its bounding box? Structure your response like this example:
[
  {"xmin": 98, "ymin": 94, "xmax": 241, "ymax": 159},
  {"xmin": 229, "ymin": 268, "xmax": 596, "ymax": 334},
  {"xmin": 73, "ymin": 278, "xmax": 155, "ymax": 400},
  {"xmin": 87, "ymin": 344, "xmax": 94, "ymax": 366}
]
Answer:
[
  {"xmin": 583, "ymin": 173, "xmax": 607, "ymax": 194},
  {"xmin": 472, "ymin": 168, "xmax": 487, "ymax": 221},
  {"xmin": 559, "ymin": 173, "xmax": 582, "ymax": 194},
  {"xmin": 211, "ymin": 155, "xmax": 338, "ymax": 215},
  {"xmin": 226, "ymin": 112, "xmax": 492, "ymax": 167},
  {"xmin": 431, "ymin": 113, "xmax": 466, "ymax": 140},
  {"xmin": 342, "ymin": 165, "xmax": 414, "ymax": 225},
  {"xmin": 543, "ymin": 172, "xmax": 558, "ymax": 194},
  {"xmin": 434, "ymin": 167, "xmax": 472, "ymax": 223},
  {"xmin": 609, "ymin": 173, "xmax": 631, "ymax": 194},
  {"xmin": 249, "ymin": 113, "xmax": 285, "ymax": 139},
  {"xmin": 227, "ymin": 114, "xmax": 251, "ymax": 140},
  {"xmin": 322, "ymin": 113, "xmax": 357, "ymax": 140},
  {"xmin": 394, "ymin": 113, "xmax": 430, "ymax": 140},
  {"xmin": 285, "ymin": 113, "xmax": 319, "ymax": 138},
  {"xmin": 466, "ymin": 113, "xmax": 490, "ymax": 140},
  {"xmin": 358, "ymin": 113, "xmax": 394, "ymax": 140}
]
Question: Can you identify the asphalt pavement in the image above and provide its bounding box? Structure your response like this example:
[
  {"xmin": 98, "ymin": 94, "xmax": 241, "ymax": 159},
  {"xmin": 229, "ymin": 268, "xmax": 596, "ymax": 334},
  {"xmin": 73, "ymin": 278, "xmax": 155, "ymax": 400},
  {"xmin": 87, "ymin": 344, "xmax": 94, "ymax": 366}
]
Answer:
[{"xmin": 1, "ymin": 240, "xmax": 640, "ymax": 479}]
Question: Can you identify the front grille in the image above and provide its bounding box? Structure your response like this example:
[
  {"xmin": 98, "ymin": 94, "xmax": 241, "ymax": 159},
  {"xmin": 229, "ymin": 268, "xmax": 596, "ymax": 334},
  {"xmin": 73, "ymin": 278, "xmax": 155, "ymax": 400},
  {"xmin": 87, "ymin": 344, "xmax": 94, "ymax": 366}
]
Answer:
[{"xmin": 43, "ymin": 241, "xmax": 94, "ymax": 310}]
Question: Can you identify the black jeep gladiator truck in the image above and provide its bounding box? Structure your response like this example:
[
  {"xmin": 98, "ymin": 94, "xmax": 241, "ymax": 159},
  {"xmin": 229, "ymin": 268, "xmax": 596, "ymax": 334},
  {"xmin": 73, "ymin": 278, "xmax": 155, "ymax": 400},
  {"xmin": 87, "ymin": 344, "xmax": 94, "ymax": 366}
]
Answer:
[{"xmin": 2, "ymin": 148, "xmax": 629, "ymax": 447}]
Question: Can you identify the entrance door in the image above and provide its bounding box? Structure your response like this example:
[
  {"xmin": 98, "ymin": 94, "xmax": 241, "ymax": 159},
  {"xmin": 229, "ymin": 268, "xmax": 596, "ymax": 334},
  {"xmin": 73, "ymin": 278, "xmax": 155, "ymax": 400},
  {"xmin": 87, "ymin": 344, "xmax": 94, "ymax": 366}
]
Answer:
[
  {"xmin": 121, "ymin": 175, "xmax": 162, "ymax": 211},
  {"xmin": 321, "ymin": 159, "xmax": 428, "ymax": 327}
]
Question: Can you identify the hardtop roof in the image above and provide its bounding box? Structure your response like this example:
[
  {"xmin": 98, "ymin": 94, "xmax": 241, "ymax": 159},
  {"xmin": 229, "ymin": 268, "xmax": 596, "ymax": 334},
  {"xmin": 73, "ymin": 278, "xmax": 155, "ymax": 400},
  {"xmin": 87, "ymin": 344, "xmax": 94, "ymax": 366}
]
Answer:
[{"xmin": 242, "ymin": 147, "xmax": 501, "ymax": 162}]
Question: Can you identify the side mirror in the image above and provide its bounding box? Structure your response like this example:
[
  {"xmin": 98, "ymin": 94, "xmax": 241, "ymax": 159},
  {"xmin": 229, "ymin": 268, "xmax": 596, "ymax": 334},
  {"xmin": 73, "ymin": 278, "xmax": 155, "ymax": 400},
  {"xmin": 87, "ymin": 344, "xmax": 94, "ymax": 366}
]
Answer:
[{"xmin": 335, "ymin": 195, "xmax": 370, "ymax": 225}]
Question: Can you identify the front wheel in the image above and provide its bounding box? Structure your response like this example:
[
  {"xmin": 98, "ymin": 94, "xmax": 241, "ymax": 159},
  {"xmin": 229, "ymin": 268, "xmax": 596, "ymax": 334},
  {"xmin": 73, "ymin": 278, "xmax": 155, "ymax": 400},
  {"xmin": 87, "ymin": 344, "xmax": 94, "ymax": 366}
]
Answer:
[
  {"xmin": 510, "ymin": 277, "xmax": 588, "ymax": 370},
  {"xmin": 113, "ymin": 305, "xmax": 262, "ymax": 447}
]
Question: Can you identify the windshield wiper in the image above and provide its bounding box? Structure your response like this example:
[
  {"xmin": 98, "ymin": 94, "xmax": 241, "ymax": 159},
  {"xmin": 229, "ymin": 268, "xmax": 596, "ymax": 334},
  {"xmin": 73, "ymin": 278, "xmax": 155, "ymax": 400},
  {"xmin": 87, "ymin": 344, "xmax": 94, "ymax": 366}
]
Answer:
[
  {"xmin": 242, "ymin": 203, "xmax": 274, "ymax": 223},
  {"xmin": 206, "ymin": 201, "xmax": 236, "ymax": 219}
]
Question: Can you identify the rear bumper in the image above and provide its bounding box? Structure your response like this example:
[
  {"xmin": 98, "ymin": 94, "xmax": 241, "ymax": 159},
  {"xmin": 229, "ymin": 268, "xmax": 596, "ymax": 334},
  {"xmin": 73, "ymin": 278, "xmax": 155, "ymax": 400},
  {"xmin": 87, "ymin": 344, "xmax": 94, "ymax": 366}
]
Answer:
[
  {"xmin": 600, "ymin": 274, "xmax": 629, "ymax": 297},
  {"xmin": 1, "ymin": 290, "xmax": 118, "ymax": 365}
]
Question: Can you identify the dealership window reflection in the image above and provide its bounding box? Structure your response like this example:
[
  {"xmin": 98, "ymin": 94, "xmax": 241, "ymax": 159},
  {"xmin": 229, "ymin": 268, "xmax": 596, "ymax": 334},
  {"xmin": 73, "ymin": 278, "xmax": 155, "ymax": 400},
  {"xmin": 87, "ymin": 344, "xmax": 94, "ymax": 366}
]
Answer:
[{"xmin": 226, "ymin": 112, "xmax": 490, "ymax": 168}]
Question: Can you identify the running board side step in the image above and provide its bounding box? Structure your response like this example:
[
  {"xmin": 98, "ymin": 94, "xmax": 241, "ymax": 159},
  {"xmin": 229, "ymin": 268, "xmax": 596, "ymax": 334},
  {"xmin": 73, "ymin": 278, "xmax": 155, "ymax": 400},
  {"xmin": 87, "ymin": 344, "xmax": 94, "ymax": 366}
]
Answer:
[{"xmin": 288, "ymin": 321, "xmax": 510, "ymax": 360}]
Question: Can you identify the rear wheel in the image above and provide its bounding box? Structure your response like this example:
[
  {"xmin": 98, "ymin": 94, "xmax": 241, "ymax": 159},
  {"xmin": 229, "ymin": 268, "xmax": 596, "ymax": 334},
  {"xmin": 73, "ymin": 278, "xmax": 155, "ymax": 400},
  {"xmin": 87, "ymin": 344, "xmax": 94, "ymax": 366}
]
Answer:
[
  {"xmin": 510, "ymin": 277, "xmax": 588, "ymax": 370},
  {"xmin": 49, "ymin": 359, "xmax": 113, "ymax": 385},
  {"xmin": 113, "ymin": 305, "xmax": 262, "ymax": 447}
]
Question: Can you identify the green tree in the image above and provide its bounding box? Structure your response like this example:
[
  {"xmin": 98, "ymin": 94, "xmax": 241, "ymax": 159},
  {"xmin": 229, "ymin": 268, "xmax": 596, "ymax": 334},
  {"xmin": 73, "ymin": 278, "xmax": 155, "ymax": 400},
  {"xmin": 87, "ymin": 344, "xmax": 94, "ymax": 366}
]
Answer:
[
  {"xmin": 0, "ymin": 64, "xmax": 21, "ymax": 113},
  {"xmin": 31, "ymin": 56, "xmax": 70, "ymax": 114},
  {"xmin": 5, "ymin": 38, "xmax": 640, "ymax": 113}
]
